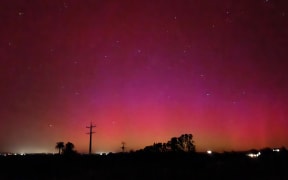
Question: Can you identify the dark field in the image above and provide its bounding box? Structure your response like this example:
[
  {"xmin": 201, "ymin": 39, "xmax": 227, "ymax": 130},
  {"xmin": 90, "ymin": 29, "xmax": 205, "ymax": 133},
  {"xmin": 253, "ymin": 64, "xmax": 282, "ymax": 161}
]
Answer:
[{"xmin": 1, "ymin": 151, "xmax": 287, "ymax": 180}]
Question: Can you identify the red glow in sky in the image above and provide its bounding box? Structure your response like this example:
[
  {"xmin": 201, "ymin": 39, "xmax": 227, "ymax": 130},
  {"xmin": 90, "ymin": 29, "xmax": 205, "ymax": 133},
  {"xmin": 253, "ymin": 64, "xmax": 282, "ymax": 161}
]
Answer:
[{"xmin": 1, "ymin": 0, "xmax": 288, "ymax": 154}]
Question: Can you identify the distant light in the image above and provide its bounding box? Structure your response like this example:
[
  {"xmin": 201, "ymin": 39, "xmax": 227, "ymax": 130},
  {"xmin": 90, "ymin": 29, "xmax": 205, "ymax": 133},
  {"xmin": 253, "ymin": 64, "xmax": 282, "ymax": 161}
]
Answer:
[
  {"xmin": 96, "ymin": 152, "xmax": 107, "ymax": 155},
  {"xmin": 207, "ymin": 150, "xmax": 212, "ymax": 154},
  {"xmin": 247, "ymin": 152, "xmax": 261, "ymax": 158},
  {"xmin": 273, "ymin": 149, "xmax": 280, "ymax": 152}
]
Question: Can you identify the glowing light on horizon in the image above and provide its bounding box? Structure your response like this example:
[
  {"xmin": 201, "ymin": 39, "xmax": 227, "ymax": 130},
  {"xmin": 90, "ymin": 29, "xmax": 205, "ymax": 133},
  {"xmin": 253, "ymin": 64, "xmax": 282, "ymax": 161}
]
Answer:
[
  {"xmin": 247, "ymin": 152, "xmax": 261, "ymax": 158},
  {"xmin": 207, "ymin": 150, "xmax": 212, "ymax": 154}
]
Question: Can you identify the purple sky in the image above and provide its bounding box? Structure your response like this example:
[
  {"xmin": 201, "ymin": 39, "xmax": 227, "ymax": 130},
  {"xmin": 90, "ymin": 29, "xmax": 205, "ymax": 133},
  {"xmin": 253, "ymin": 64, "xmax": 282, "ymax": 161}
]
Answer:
[{"xmin": 1, "ymin": 0, "xmax": 288, "ymax": 154}]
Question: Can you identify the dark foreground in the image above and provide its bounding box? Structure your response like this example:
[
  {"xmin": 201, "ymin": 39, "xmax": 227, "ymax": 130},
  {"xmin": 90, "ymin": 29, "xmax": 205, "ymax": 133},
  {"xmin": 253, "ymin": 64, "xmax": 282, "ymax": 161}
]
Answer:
[{"xmin": 1, "ymin": 151, "xmax": 287, "ymax": 180}]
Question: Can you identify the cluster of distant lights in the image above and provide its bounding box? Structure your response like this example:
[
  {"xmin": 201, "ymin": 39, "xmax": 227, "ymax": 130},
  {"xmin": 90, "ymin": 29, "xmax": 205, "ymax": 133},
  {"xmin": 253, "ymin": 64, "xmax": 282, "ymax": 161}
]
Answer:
[
  {"xmin": 0, "ymin": 153, "xmax": 26, "ymax": 156},
  {"xmin": 0, "ymin": 153, "xmax": 56, "ymax": 156},
  {"xmin": 205, "ymin": 148, "xmax": 281, "ymax": 158},
  {"xmin": 246, "ymin": 152, "xmax": 261, "ymax": 158},
  {"xmin": 0, "ymin": 152, "xmax": 111, "ymax": 156},
  {"xmin": 0, "ymin": 148, "xmax": 282, "ymax": 157},
  {"xmin": 246, "ymin": 148, "xmax": 281, "ymax": 159}
]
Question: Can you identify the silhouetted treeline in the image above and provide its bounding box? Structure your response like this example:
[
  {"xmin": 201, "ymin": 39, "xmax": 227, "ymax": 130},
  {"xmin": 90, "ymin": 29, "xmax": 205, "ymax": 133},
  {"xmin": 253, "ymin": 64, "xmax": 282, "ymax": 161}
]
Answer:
[
  {"xmin": 55, "ymin": 141, "xmax": 78, "ymax": 155},
  {"xmin": 141, "ymin": 133, "xmax": 196, "ymax": 153}
]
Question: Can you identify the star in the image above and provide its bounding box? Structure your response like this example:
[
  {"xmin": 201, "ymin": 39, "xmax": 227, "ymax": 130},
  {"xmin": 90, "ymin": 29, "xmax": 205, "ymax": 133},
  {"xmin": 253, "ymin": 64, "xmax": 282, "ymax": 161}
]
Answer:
[
  {"xmin": 200, "ymin": 74, "xmax": 206, "ymax": 80},
  {"xmin": 64, "ymin": 2, "xmax": 68, "ymax": 8}
]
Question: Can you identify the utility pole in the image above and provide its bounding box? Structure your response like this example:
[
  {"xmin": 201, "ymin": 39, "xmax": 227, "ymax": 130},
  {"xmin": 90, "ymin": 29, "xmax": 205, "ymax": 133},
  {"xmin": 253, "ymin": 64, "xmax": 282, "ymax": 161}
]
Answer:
[
  {"xmin": 86, "ymin": 122, "xmax": 96, "ymax": 154},
  {"xmin": 121, "ymin": 142, "xmax": 126, "ymax": 153}
]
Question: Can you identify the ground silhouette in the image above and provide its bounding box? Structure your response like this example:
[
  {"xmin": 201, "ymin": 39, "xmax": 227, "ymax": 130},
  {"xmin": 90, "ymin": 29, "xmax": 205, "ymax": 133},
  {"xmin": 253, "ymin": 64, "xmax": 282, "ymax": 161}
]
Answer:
[
  {"xmin": 1, "ymin": 135, "xmax": 287, "ymax": 180},
  {"xmin": 1, "ymin": 149, "xmax": 287, "ymax": 179}
]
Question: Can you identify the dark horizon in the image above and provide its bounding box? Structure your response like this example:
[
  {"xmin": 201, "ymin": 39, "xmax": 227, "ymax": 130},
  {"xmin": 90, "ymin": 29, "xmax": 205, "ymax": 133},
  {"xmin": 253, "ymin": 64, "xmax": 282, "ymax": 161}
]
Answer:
[{"xmin": 1, "ymin": 147, "xmax": 288, "ymax": 179}]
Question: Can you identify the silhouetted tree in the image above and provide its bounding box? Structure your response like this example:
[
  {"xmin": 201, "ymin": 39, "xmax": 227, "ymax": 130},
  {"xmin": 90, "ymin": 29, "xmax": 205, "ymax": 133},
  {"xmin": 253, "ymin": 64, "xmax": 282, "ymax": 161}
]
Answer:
[
  {"xmin": 169, "ymin": 137, "xmax": 180, "ymax": 152},
  {"xmin": 260, "ymin": 147, "xmax": 273, "ymax": 153},
  {"xmin": 143, "ymin": 134, "xmax": 196, "ymax": 153},
  {"xmin": 55, "ymin": 142, "xmax": 65, "ymax": 155},
  {"xmin": 63, "ymin": 142, "xmax": 77, "ymax": 155},
  {"xmin": 144, "ymin": 145, "xmax": 155, "ymax": 152},
  {"xmin": 280, "ymin": 146, "xmax": 287, "ymax": 152},
  {"xmin": 179, "ymin": 134, "xmax": 195, "ymax": 152},
  {"xmin": 167, "ymin": 134, "xmax": 195, "ymax": 152},
  {"xmin": 143, "ymin": 143, "xmax": 162, "ymax": 152},
  {"xmin": 154, "ymin": 143, "xmax": 163, "ymax": 152},
  {"xmin": 162, "ymin": 143, "xmax": 168, "ymax": 152}
]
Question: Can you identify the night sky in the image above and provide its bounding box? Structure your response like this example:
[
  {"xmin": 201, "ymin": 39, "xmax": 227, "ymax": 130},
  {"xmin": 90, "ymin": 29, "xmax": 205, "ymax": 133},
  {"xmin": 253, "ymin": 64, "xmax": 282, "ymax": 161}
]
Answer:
[{"xmin": 1, "ymin": 0, "xmax": 288, "ymax": 154}]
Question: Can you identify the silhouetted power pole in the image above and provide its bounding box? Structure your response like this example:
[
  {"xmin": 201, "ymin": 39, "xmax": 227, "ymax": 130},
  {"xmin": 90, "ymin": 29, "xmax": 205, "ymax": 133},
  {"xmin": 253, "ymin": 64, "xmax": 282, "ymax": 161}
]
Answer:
[
  {"xmin": 121, "ymin": 142, "xmax": 126, "ymax": 152},
  {"xmin": 86, "ymin": 122, "xmax": 96, "ymax": 154}
]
